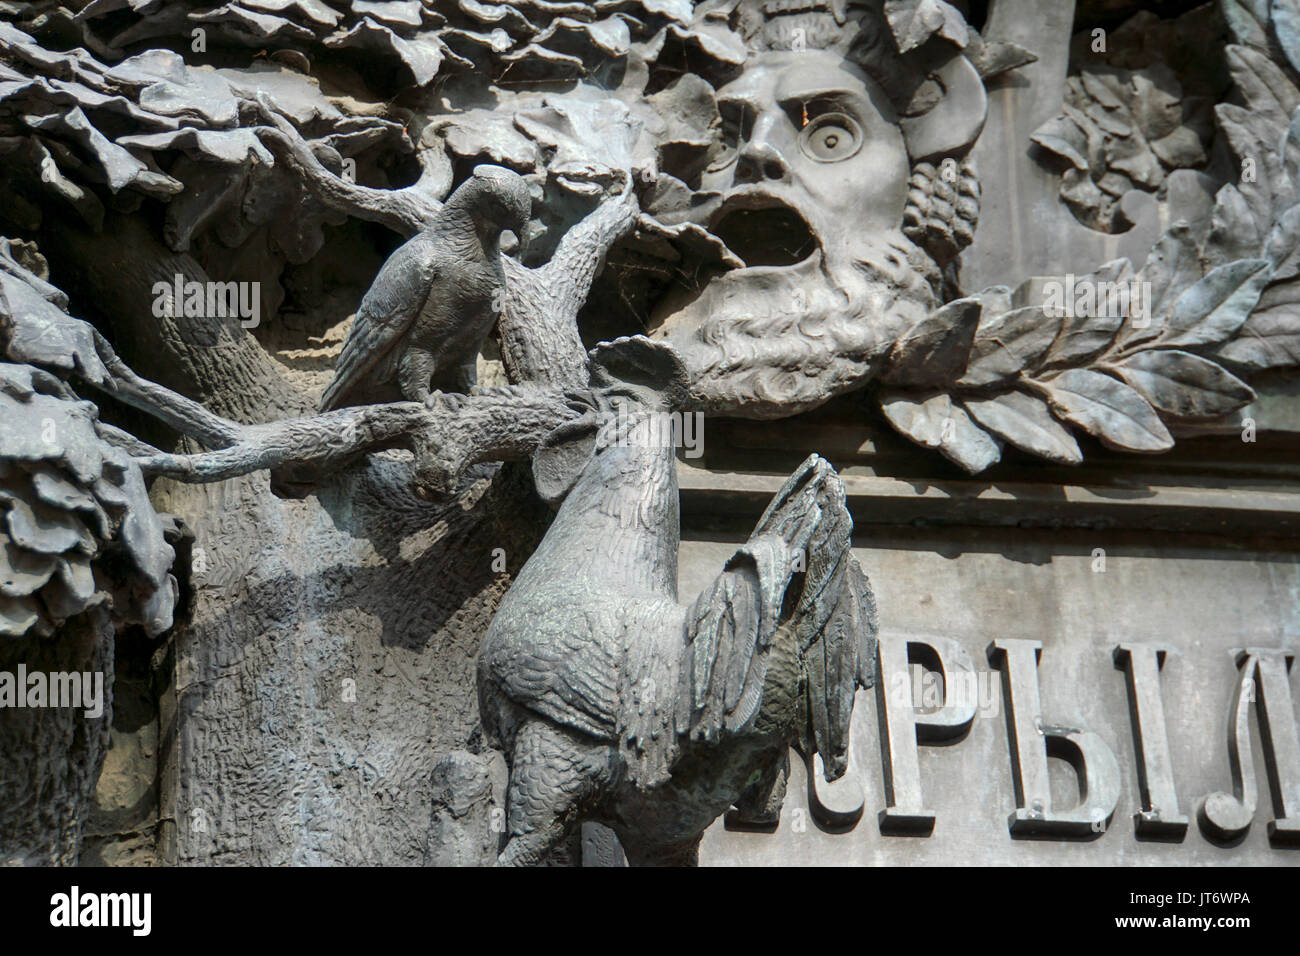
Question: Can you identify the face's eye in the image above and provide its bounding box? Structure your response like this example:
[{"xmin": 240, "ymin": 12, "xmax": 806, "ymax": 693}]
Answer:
[{"xmin": 798, "ymin": 112, "xmax": 863, "ymax": 163}]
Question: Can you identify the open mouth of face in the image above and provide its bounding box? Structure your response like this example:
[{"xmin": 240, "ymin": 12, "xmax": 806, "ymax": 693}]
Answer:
[{"xmin": 708, "ymin": 195, "xmax": 819, "ymax": 268}]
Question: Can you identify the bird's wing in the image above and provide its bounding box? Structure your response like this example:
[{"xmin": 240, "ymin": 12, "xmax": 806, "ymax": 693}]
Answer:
[
  {"xmin": 805, "ymin": 554, "xmax": 876, "ymax": 780},
  {"xmin": 675, "ymin": 536, "xmax": 792, "ymax": 747},
  {"xmin": 319, "ymin": 235, "xmax": 439, "ymax": 411},
  {"xmin": 480, "ymin": 591, "xmax": 626, "ymax": 741}
]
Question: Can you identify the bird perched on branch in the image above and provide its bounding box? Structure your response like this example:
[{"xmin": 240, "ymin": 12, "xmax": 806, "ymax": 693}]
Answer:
[{"xmin": 319, "ymin": 165, "xmax": 531, "ymax": 412}]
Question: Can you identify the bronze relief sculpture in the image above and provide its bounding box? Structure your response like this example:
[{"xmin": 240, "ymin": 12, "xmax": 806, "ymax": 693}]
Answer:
[
  {"xmin": 479, "ymin": 336, "xmax": 874, "ymax": 864},
  {"xmin": 0, "ymin": 0, "xmax": 1297, "ymax": 867},
  {"xmin": 650, "ymin": 6, "xmax": 988, "ymax": 418}
]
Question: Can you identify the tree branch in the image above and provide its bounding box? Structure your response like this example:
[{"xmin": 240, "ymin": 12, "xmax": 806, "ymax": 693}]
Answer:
[
  {"xmin": 499, "ymin": 180, "xmax": 639, "ymax": 389},
  {"xmin": 134, "ymin": 386, "xmax": 580, "ymax": 495},
  {"xmin": 93, "ymin": 332, "xmax": 243, "ymax": 448},
  {"xmin": 251, "ymin": 100, "xmax": 443, "ymax": 236}
]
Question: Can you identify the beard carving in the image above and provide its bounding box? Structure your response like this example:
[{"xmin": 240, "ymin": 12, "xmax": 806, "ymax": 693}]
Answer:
[{"xmin": 655, "ymin": 226, "xmax": 941, "ymax": 418}]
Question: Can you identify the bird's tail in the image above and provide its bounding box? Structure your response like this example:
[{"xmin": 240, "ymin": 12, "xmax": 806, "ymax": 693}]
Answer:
[
  {"xmin": 748, "ymin": 455, "xmax": 877, "ymax": 781},
  {"xmin": 672, "ymin": 455, "xmax": 876, "ymax": 783},
  {"xmin": 318, "ymin": 377, "xmax": 345, "ymax": 413}
]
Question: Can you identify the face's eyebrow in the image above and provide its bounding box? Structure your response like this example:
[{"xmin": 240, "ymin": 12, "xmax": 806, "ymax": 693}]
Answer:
[
  {"xmin": 718, "ymin": 87, "xmax": 870, "ymax": 129},
  {"xmin": 776, "ymin": 87, "xmax": 868, "ymax": 108},
  {"xmin": 716, "ymin": 89, "xmax": 765, "ymax": 113}
]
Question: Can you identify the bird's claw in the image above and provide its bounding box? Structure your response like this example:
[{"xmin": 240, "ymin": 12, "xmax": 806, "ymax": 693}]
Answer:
[
  {"xmin": 425, "ymin": 389, "xmax": 468, "ymax": 412},
  {"xmin": 468, "ymin": 385, "xmax": 516, "ymax": 399}
]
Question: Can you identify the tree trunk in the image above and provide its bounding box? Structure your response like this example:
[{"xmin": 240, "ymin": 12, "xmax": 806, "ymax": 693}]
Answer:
[
  {"xmin": 42, "ymin": 209, "xmax": 557, "ymax": 864},
  {"xmin": 0, "ymin": 607, "xmax": 114, "ymax": 865}
]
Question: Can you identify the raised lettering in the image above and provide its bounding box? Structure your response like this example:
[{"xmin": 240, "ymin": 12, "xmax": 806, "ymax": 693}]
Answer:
[{"xmin": 987, "ymin": 639, "xmax": 1121, "ymax": 837}]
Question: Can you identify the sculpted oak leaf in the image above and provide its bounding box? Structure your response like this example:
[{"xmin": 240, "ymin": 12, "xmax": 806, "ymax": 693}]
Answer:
[
  {"xmin": 883, "ymin": 0, "xmax": 969, "ymax": 54},
  {"xmin": 641, "ymin": 19, "xmax": 747, "ymax": 73},
  {"xmin": 1271, "ymin": 0, "xmax": 1300, "ymax": 76},
  {"xmin": 21, "ymin": 108, "xmax": 182, "ymax": 199},
  {"xmin": 881, "ymin": 297, "xmax": 981, "ymax": 388},
  {"xmin": 1216, "ymin": 104, "xmax": 1288, "ymax": 236},
  {"xmin": 957, "ymin": 305, "xmax": 1062, "ymax": 388},
  {"xmin": 1214, "ymin": 278, "xmax": 1300, "ymax": 370},
  {"xmin": 1031, "ymin": 113, "xmax": 1089, "ymax": 172},
  {"xmin": 528, "ymin": 16, "xmax": 632, "ymax": 62},
  {"xmin": 1265, "ymin": 203, "xmax": 1300, "ymax": 282},
  {"xmin": 1206, "ymin": 184, "xmax": 1267, "ymax": 269},
  {"xmin": 879, "ymin": 391, "xmax": 1001, "ymax": 474},
  {"xmin": 1160, "ymin": 257, "xmax": 1271, "ymax": 349},
  {"xmin": 514, "ymin": 98, "xmax": 653, "ymax": 193},
  {"xmin": 0, "ymin": 239, "xmax": 66, "ymax": 310},
  {"xmin": 189, "ymin": 4, "xmax": 320, "ymax": 44},
  {"xmin": 1130, "ymin": 224, "xmax": 1203, "ymax": 346},
  {"xmin": 964, "ymin": 30, "xmax": 1037, "ymax": 82},
  {"xmin": 1042, "ymin": 259, "xmax": 1131, "ymax": 368},
  {"xmin": 1223, "ymin": 46, "xmax": 1300, "ymax": 132},
  {"xmin": 629, "ymin": 0, "xmax": 693, "ymax": 24},
  {"xmin": 635, "ymin": 73, "xmax": 721, "ymax": 190},
  {"xmin": 243, "ymin": 0, "xmax": 343, "ymax": 31},
  {"xmin": 0, "ymin": 271, "xmax": 110, "ymax": 388},
  {"xmin": 325, "ymin": 19, "xmax": 455, "ymax": 86},
  {"xmin": 117, "ymin": 127, "xmax": 273, "ymax": 166},
  {"xmin": 1221, "ymin": 0, "xmax": 1271, "ymax": 49}
]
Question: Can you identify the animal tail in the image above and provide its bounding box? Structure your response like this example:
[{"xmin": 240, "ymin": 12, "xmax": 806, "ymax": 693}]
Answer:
[
  {"xmin": 751, "ymin": 455, "xmax": 878, "ymax": 781},
  {"xmin": 675, "ymin": 455, "xmax": 876, "ymax": 783}
]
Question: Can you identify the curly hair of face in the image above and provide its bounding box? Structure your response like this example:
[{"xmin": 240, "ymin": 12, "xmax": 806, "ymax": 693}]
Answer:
[
  {"xmin": 903, "ymin": 157, "xmax": 981, "ymax": 267},
  {"xmin": 669, "ymin": 229, "xmax": 943, "ymax": 415}
]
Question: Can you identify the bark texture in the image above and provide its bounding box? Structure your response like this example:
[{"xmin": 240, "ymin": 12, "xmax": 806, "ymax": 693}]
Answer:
[
  {"xmin": 0, "ymin": 608, "xmax": 114, "ymax": 865},
  {"xmin": 27, "ymin": 156, "xmax": 631, "ymax": 864}
]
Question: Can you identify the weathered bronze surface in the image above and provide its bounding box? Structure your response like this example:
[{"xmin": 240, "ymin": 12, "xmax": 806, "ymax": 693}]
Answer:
[{"xmin": 0, "ymin": 0, "xmax": 1296, "ymax": 867}]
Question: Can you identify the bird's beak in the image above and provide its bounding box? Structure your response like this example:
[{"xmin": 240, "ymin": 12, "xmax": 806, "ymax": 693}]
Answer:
[{"xmin": 499, "ymin": 211, "xmax": 528, "ymax": 255}]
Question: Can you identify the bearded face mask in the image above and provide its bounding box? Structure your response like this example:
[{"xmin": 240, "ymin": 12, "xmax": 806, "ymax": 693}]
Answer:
[{"xmin": 646, "ymin": 35, "xmax": 987, "ymax": 417}]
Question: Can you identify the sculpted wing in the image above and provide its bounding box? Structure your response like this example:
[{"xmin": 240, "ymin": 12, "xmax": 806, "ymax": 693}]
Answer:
[
  {"xmin": 319, "ymin": 234, "xmax": 441, "ymax": 412},
  {"xmin": 480, "ymin": 591, "xmax": 627, "ymax": 740},
  {"xmin": 675, "ymin": 537, "xmax": 789, "ymax": 745},
  {"xmin": 614, "ymin": 535, "xmax": 800, "ymax": 791}
]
